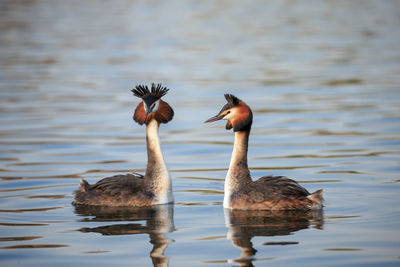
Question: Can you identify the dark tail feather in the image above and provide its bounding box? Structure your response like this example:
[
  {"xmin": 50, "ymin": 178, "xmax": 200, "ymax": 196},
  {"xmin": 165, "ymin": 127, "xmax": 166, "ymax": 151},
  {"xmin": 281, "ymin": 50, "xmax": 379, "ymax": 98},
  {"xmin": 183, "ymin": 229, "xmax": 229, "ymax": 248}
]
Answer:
[
  {"xmin": 79, "ymin": 179, "xmax": 90, "ymax": 192},
  {"xmin": 307, "ymin": 189, "xmax": 324, "ymax": 208}
]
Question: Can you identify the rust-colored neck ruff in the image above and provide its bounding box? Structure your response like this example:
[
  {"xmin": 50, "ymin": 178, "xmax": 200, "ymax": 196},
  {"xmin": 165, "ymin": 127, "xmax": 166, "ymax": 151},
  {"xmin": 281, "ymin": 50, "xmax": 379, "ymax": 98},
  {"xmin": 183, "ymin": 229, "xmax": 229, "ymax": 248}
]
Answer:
[
  {"xmin": 134, "ymin": 99, "xmax": 174, "ymax": 126},
  {"xmin": 144, "ymin": 120, "xmax": 173, "ymax": 204},
  {"xmin": 224, "ymin": 129, "xmax": 252, "ymax": 208},
  {"xmin": 154, "ymin": 99, "xmax": 174, "ymax": 124}
]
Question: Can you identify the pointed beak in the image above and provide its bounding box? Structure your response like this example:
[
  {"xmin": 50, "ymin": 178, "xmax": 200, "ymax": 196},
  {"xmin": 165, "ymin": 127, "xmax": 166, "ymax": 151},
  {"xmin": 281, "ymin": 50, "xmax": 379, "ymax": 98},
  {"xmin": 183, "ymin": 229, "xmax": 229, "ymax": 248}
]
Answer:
[
  {"xmin": 204, "ymin": 114, "xmax": 224, "ymax": 123},
  {"xmin": 145, "ymin": 105, "xmax": 154, "ymax": 116}
]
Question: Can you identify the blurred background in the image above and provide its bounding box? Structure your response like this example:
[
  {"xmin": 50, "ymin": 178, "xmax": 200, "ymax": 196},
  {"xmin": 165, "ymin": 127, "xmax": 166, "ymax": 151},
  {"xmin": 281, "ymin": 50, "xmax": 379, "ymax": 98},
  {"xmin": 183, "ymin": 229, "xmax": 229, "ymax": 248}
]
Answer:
[{"xmin": 0, "ymin": 0, "xmax": 399, "ymax": 266}]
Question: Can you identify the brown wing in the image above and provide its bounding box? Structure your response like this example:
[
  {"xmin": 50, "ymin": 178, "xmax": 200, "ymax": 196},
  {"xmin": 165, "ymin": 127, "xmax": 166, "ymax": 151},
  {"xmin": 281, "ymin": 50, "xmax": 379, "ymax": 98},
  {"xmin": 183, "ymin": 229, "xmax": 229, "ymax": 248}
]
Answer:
[
  {"xmin": 254, "ymin": 175, "xmax": 310, "ymax": 198},
  {"xmin": 89, "ymin": 173, "xmax": 144, "ymax": 194},
  {"xmin": 231, "ymin": 176, "xmax": 312, "ymax": 210},
  {"xmin": 74, "ymin": 173, "xmax": 154, "ymax": 206}
]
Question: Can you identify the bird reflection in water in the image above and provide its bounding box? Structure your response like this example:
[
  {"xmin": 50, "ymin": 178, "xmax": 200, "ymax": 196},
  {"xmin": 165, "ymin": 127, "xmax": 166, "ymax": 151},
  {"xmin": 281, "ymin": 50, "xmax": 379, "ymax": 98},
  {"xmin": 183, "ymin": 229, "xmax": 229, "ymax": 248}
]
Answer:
[
  {"xmin": 224, "ymin": 209, "xmax": 324, "ymax": 267},
  {"xmin": 74, "ymin": 204, "xmax": 174, "ymax": 267}
]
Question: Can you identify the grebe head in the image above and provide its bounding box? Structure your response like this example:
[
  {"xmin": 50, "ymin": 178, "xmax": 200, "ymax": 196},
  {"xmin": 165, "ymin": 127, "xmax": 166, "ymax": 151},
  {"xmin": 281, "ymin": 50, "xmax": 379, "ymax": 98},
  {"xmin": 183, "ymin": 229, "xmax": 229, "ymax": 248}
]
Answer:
[
  {"xmin": 131, "ymin": 83, "xmax": 174, "ymax": 125},
  {"xmin": 205, "ymin": 94, "xmax": 253, "ymax": 132}
]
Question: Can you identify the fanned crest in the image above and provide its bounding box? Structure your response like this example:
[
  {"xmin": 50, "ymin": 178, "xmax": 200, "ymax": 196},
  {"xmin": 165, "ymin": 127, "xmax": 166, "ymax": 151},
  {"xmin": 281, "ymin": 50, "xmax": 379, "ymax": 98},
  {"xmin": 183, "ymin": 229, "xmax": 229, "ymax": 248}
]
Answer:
[
  {"xmin": 131, "ymin": 83, "xmax": 169, "ymax": 100},
  {"xmin": 132, "ymin": 83, "xmax": 174, "ymax": 125}
]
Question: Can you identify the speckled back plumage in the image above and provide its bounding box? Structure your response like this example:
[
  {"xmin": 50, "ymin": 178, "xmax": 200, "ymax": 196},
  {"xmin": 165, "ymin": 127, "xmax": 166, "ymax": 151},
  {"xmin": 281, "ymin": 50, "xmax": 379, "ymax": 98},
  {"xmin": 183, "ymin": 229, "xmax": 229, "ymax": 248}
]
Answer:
[
  {"xmin": 229, "ymin": 176, "xmax": 319, "ymax": 210},
  {"xmin": 74, "ymin": 173, "xmax": 155, "ymax": 207}
]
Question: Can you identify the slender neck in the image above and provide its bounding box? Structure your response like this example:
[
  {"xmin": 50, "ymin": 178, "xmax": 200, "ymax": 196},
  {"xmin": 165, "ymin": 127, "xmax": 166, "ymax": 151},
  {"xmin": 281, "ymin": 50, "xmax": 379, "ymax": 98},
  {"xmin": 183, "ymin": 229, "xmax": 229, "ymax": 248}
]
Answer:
[
  {"xmin": 226, "ymin": 129, "xmax": 252, "ymax": 191},
  {"xmin": 144, "ymin": 120, "xmax": 171, "ymax": 194}
]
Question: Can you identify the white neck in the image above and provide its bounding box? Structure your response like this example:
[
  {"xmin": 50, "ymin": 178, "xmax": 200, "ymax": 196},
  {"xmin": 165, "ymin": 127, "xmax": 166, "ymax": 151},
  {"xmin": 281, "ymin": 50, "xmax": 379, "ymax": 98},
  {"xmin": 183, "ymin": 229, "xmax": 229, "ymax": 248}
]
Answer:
[
  {"xmin": 145, "ymin": 119, "xmax": 173, "ymax": 204},
  {"xmin": 223, "ymin": 130, "xmax": 252, "ymax": 208}
]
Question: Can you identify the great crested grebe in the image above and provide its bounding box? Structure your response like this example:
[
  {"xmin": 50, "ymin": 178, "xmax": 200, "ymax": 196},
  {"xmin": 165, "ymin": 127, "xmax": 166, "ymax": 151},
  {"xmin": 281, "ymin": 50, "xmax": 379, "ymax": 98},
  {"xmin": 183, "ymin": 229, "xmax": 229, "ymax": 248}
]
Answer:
[
  {"xmin": 205, "ymin": 94, "xmax": 323, "ymax": 210},
  {"xmin": 74, "ymin": 83, "xmax": 174, "ymax": 207}
]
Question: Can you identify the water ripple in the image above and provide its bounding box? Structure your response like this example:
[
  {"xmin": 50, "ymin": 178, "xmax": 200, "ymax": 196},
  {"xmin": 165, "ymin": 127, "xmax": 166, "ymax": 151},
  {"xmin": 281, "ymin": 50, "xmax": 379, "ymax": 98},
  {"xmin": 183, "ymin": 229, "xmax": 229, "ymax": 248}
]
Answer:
[
  {"xmin": 0, "ymin": 236, "xmax": 42, "ymax": 242},
  {"xmin": 0, "ymin": 207, "xmax": 63, "ymax": 213},
  {"xmin": 0, "ymin": 244, "xmax": 68, "ymax": 249}
]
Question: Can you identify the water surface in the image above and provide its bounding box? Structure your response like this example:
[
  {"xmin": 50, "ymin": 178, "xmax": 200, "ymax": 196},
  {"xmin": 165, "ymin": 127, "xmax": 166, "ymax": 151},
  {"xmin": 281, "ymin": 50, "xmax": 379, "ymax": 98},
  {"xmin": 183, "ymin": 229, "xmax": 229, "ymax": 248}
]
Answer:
[{"xmin": 1, "ymin": 0, "xmax": 400, "ymax": 266}]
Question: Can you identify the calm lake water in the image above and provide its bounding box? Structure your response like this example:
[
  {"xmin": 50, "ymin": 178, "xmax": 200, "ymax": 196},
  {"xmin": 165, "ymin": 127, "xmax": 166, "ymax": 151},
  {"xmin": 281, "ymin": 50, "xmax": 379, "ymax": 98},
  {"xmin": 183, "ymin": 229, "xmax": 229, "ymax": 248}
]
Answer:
[{"xmin": 1, "ymin": 0, "xmax": 400, "ymax": 266}]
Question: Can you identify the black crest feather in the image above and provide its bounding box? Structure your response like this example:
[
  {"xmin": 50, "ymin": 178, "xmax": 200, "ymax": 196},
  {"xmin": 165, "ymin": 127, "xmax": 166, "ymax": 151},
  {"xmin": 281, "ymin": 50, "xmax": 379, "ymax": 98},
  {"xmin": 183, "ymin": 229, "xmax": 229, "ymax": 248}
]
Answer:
[
  {"xmin": 224, "ymin": 94, "xmax": 240, "ymax": 106},
  {"xmin": 131, "ymin": 83, "xmax": 169, "ymax": 100},
  {"xmin": 218, "ymin": 94, "xmax": 241, "ymax": 114}
]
